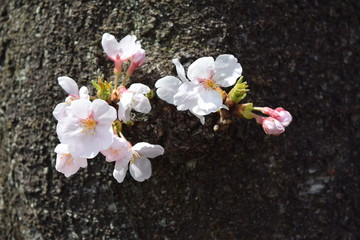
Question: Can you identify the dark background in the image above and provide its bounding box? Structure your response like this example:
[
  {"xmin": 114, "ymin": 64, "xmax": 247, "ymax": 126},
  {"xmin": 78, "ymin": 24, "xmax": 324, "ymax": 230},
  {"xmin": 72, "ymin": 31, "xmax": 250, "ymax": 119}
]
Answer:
[{"xmin": 0, "ymin": 0, "xmax": 359, "ymax": 239}]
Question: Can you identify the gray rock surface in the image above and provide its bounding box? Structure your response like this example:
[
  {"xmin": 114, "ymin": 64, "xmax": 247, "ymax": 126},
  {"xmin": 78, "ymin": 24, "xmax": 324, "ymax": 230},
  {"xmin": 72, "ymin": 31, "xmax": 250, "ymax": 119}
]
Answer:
[{"xmin": 0, "ymin": 0, "xmax": 359, "ymax": 239}]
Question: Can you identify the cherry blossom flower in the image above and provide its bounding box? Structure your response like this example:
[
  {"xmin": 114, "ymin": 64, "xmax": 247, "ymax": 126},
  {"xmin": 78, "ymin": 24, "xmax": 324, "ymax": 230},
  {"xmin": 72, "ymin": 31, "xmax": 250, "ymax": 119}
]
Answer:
[
  {"xmin": 54, "ymin": 143, "xmax": 88, "ymax": 177},
  {"xmin": 118, "ymin": 83, "xmax": 151, "ymax": 122},
  {"xmin": 56, "ymin": 99, "xmax": 117, "ymax": 158},
  {"xmin": 156, "ymin": 56, "xmax": 241, "ymax": 122},
  {"xmin": 101, "ymin": 33, "xmax": 143, "ymax": 73},
  {"xmin": 113, "ymin": 142, "xmax": 164, "ymax": 183},
  {"xmin": 156, "ymin": 59, "xmax": 206, "ymax": 124},
  {"xmin": 53, "ymin": 76, "xmax": 89, "ymax": 121},
  {"xmin": 175, "ymin": 54, "xmax": 242, "ymax": 115}
]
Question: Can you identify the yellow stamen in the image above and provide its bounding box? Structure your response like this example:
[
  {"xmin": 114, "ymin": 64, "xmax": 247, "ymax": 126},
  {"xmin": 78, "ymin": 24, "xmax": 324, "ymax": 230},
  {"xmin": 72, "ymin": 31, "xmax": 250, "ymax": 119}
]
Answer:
[{"xmin": 79, "ymin": 114, "xmax": 98, "ymax": 135}]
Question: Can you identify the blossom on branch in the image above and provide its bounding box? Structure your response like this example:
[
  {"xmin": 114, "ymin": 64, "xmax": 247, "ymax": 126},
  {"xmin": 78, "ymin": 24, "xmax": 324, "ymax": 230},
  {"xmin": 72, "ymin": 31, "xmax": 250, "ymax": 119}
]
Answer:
[
  {"xmin": 117, "ymin": 83, "xmax": 151, "ymax": 122},
  {"xmin": 113, "ymin": 142, "xmax": 164, "ymax": 183},
  {"xmin": 101, "ymin": 33, "xmax": 144, "ymax": 74},
  {"xmin": 53, "ymin": 76, "xmax": 89, "ymax": 121},
  {"xmin": 56, "ymin": 99, "xmax": 117, "ymax": 158},
  {"xmin": 54, "ymin": 143, "xmax": 88, "ymax": 177}
]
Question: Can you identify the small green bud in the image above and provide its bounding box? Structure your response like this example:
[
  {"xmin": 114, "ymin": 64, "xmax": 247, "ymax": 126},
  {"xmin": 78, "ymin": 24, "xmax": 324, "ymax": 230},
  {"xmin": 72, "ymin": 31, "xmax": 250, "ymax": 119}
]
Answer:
[
  {"xmin": 228, "ymin": 76, "xmax": 249, "ymax": 104},
  {"xmin": 94, "ymin": 76, "xmax": 113, "ymax": 101},
  {"xmin": 146, "ymin": 89, "xmax": 155, "ymax": 100},
  {"xmin": 239, "ymin": 103, "xmax": 254, "ymax": 119}
]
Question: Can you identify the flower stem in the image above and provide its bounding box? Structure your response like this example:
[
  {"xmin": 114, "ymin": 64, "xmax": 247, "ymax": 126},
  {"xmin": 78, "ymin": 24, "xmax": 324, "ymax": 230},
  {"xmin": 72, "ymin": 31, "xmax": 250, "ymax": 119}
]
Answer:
[{"xmin": 121, "ymin": 74, "xmax": 131, "ymax": 86}]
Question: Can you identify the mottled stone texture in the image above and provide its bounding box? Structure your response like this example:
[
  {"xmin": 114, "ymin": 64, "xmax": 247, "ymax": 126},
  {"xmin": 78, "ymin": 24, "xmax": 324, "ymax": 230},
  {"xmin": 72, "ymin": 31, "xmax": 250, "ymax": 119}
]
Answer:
[{"xmin": 0, "ymin": 0, "xmax": 359, "ymax": 239}]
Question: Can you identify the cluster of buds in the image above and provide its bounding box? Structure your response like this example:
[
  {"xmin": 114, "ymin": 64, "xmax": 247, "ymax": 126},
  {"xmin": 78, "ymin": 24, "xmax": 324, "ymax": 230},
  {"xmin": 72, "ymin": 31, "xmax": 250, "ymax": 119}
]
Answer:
[
  {"xmin": 53, "ymin": 33, "xmax": 164, "ymax": 182},
  {"xmin": 155, "ymin": 57, "xmax": 292, "ymax": 135}
]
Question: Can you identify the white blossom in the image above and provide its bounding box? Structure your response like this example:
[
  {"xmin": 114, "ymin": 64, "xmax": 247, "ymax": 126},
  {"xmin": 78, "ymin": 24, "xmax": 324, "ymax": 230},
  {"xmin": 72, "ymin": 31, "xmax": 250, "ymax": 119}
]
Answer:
[
  {"xmin": 118, "ymin": 83, "xmax": 151, "ymax": 122},
  {"xmin": 113, "ymin": 142, "xmax": 164, "ymax": 183},
  {"xmin": 56, "ymin": 99, "xmax": 117, "ymax": 158},
  {"xmin": 54, "ymin": 144, "xmax": 88, "ymax": 177}
]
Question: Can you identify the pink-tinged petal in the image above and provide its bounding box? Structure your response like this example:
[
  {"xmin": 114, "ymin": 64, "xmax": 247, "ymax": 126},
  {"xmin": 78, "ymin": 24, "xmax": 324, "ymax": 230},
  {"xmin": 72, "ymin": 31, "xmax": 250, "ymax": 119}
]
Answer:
[
  {"xmin": 213, "ymin": 54, "xmax": 242, "ymax": 87},
  {"xmin": 173, "ymin": 82, "xmax": 199, "ymax": 111},
  {"xmin": 101, "ymin": 135, "xmax": 132, "ymax": 163},
  {"xmin": 118, "ymin": 35, "xmax": 141, "ymax": 61},
  {"xmin": 128, "ymin": 83, "xmax": 150, "ymax": 95},
  {"xmin": 132, "ymin": 94, "xmax": 151, "ymax": 114},
  {"xmin": 58, "ymin": 76, "xmax": 79, "ymax": 97},
  {"xmin": 101, "ymin": 33, "xmax": 119, "ymax": 60},
  {"xmin": 55, "ymin": 144, "xmax": 83, "ymax": 177},
  {"xmin": 75, "ymin": 157, "xmax": 88, "ymax": 168},
  {"xmin": 129, "ymin": 157, "xmax": 152, "ymax": 182},
  {"xmin": 79, "ymin": 86, "xmax": 89, "ymax": 100},
  {"xmin": 56, "ymin": 116, "xmax": 83, "ymax": 142},
  {"xmin": 172, "ymin": 59, "xmax": 189, "ymax": 83},
  {"xmin": 53, "ymin": 102, "xmax": 68, "ymax": 121},
  {"xmin": 187, "ymin": 57, "xmax": 215, "ymax": 82},
  {"xmin": 91, "ymin": 99, "xmax": 117, "ymax": 123},
  {"xmin": 197, "ymin": 89, "xmax": 223, "ymax": 114},
  {"xmin": 113, "ymin": 165, "xmax": 128, "ymax": 183},
  {"xmin": 132, "ymin": 143, "xmax": 164, "ymax": 158},
  {"xmin": 262, "ymin": 117, "xmax": 285, "ymax": 136},
  {"xmin": 133, "ymin": 49, "xmax": 146, "ymax": 66},
  {"xmin": 93, "ymin": 123, "xmax": 115, "ymax": 150},
  {"xmin": 70, "ymin": 99, "xmax": 91, "ymax": 119}
]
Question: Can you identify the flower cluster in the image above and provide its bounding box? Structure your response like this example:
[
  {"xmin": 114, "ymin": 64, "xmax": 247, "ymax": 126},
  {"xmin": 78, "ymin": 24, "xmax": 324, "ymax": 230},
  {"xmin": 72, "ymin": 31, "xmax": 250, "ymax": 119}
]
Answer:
[
  {"xmin": 155, "ymin": 56, "xmax": 292, "ymax": 135},
  {"xmin": 53, "ymin": 33, "xmax": 164, "ymax": 182}
]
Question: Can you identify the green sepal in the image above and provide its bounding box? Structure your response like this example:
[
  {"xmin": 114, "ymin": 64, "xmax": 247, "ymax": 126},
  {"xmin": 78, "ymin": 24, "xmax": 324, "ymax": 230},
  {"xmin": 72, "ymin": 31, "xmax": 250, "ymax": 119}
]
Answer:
[
  {"xmin": 228, "ymin": 76, "xmax": 249, "ymax": 104},
  {"xmin": 146, "ymin": 89, "xmax": 155, "ymax": 100},
  {"xmin": 240, "ymin": 103, "xmax": 254, "ymax": 119},
  {"xmin": 93, "ymin": 76, "xmax": 113, "ymax": 101}
]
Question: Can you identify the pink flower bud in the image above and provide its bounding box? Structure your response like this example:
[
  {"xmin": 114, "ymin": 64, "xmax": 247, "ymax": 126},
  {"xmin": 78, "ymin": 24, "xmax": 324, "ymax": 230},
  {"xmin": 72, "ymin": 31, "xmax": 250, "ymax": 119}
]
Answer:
[
  {"xmin": 261, "ymin": 107, "xmax": 292, "ymax": 127},
  {"xmin": 262, "ymin": 117, "xmax": 285, "ymax": 136},
  {"xmin": 126, "ymin": 50, "xmax": 146, "ymax": 76},
  {"xmin": 274, "ymin": 107, "xmax": 292, "ymax": 127}
]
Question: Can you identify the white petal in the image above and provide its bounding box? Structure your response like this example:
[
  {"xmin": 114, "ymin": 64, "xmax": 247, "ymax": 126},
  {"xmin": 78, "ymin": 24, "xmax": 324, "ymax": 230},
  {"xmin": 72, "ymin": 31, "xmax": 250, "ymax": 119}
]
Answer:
[
  {"xmin": 173, "ymin": 82, "xmax": 199, "ymax": 111},
  {"xmin": 91, "ymin": 99, "xmax": 117, "ymax": 123},
  {"xmin": 58, "ymin": 76, "xmax": 79, "ymax": 97},
  {"xmin": 132, "ymin": 143, "xmax": 164, "ymax": 158},
  {"xmin": 113, "ymin": 164, "xmax": 128, "ymax": 183},
  {"xmin": 197, "ymin": 89, "xmax": 223, "ymax": 114},
  {"xmin": 101, "ymin": 33, "xmax": 119, "ymax": 60},
  {"xmin": 155, "ymin": 76, "xmax": 182, "ymax": 90},
  {"xmin": 155, "ymin": 76, "xmax": 182, "ymax": 105},
  {"xmin": 129, "ymin": 157, "xmax": 152, "ymax": 182},
  {"xmin": 54, "ymin": 143, "xmax": 70, "ymax": 155},
  {"xmin": 172, "ymin": 59, "xmax": 189, "ymax": 83},
  {"xmin": 128, "ymin": 83, "xmax": 150, "ymax": 95},
  {"xmin": 70, "ymin": 99, "xmax": 91, "ymax": 119},
  {"xmin": 131, "ymin": 94, "xmax": 151, "ymax": 114},
  {"xmin": 79, "ymin": 86, "xmax": 89, "ymax": 100},
  {"xmin": 187, "ymin": 57, "xmax": 215, "ymax": 82},
  {"xmin": 213, "ymin": 54, "xmax": 242, "ymax": 87},
  {"xmin": 53, "ymin": 102, "xmax": 68, "ymax": 121},
  {"xmin": 118, "ymin": 35, "xmax": 141, "ymax": 61}
]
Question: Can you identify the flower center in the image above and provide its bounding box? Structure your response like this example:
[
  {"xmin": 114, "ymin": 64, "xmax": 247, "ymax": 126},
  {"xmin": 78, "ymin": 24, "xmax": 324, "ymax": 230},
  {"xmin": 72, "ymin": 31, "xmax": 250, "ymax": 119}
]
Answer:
[
  {"xmin": 61, "ymin": 153, "xmax": 74, "ymax": 165},
  {"xmin": 79, "ymin": 114, "xmax": 98, "ymax": 135},
  {"xmin": 199, "ymin": 78, "xmax": 218, "ymax": 90},
  {"xmin": 130, "ymin": 151, "xmax": 141, "ymax": 164}
]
